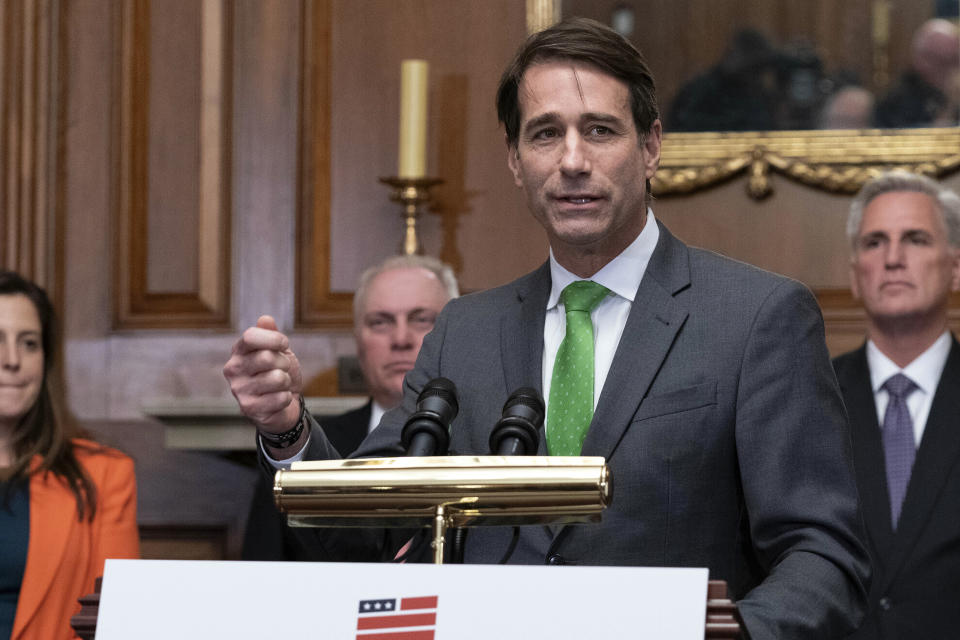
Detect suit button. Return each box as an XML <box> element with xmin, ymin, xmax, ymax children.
<box><xmin>878</xmin><ymin>596</ymin><xmax>892</xmax><ymax>611</ymax></box>
<box><xmin>546</xmin><ymin>554</ymin><xmax>565</xmax><ymax>565</ymax></box>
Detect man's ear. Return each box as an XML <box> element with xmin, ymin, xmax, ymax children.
<box><xmin>642</xmin><ymin>119</ymin><xmax>662</xmax><ymax>178</ymax></box>
<box><xmin>506</xmin><ymin>138</ymin><xmax>523</xmax><ymax>187</ymax></box>
<box><xmin>849</xmin><ymin>257</ymin><xmax>862</xmax><ymax>300</ymax></box>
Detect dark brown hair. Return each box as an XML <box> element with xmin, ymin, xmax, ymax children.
<box><xmin>0</xmin><ymin>271</ymin><xmax>99</xmax><ymax>520</ymax></box>
<box><xmin>496</xmin><ymin>17</ymin><xmax>660</xmax><ymax>147</ymax></box>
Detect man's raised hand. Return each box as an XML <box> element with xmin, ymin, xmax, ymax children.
<box><xmin>223</xmin><ymin>315</ymin><xmax>303</xmax><ymax>434</ymax></box>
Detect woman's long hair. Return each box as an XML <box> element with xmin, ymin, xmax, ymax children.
<box><xmin>0</xmin><ymin>271</ymin><xmax>98</xmax><ymax>520</ymax></box>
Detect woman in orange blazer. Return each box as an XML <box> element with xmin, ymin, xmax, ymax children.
<box><xmin>0</xmin><ymin>271</ymin><xmax>139</xmax><ymax>640</ymax></box>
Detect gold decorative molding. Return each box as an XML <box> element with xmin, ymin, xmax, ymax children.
<box><xmin>114</xmin><ymin>0</ymin><xmax>232</xmax><ymax>329</ymax></box>
<box><xmin>654</xmin><ymin>128</ymin><xmax>960</xmax><ymax>200</ymax></box>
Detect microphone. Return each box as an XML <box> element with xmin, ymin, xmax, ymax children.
<box><xmin>489</xmin><ymin>387</ymin><xmax>544</xmax><ymax>456</ymax></box>
<box><xmin>401</xmin><ymin>377</ymin><xmax>459</xmax><ymax>457</ymax></box>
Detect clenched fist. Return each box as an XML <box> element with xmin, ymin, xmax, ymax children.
<box><xmin>223</xmin><ymin>315</ymin><xmax>304</xmax><ymax>441</ymax></box>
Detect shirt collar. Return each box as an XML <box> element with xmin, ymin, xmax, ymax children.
<box><xmin>866</xmin><ymin>330</ymin><xmax>952</xmax><ymax>395</ymax></box>
<box><xmin>369</xmin><ymin>400</ymin><xmax>389</xmax><ymax>433</ymax></box>
<box><xmin>547</xmin><ymin>208</ymin><xmax>659</xmax><ymax>309</ymax></box>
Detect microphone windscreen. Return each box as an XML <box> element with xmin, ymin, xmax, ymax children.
<box><xmin>417</xmin><ymin>377</ymin><xmax>459</xmax><ymax>420</ymax></box>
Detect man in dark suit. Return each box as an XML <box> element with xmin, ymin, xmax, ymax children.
<box><xmin>833</xmin><ymin>170</ymin><xmax>960</xmax><ymax>639</ymax></box>
<box><xmin>224</xmin><ymin>18</ymin><xmax>870</xmax><ymax>638</ymax></box>
<box><xmin>240</xmin><ymin>255</ymin><xmax>458</xmax><ymax>560</ymax></box>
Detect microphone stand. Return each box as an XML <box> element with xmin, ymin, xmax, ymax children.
<box><xmin>431</xmin><ymin>504</ymin><xmax>448</xmax><ymax>565</ymax></box>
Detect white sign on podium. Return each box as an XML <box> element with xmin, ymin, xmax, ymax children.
<box><xmin>96</xmin><ymin>559</ymin><xmax>708</xmax><ymax>639</ymax></box>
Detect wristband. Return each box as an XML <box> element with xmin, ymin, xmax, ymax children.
<box><xmin>258</xmin><ymin>395</ymin><xmax>307</xmax><ymax>450</ymax></box>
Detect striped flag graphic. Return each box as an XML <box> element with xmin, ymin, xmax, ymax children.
<box><xmin>356</xmin><ymin>595</ymin><xmax>438</xmax><ymax>640</ymax></box>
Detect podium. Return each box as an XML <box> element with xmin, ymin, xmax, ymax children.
<box><xmin>72</xmin><ymin>455</ymin><xmax>743</xmax><ymax>638</ymax></box>
<box><xmin>71</xmin><ymin>573</ymin><xmax>741</xmax><ymax>639</ymax></box>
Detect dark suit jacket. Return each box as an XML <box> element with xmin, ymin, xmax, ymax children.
<box><xmin>834</xmin><ymin>339</ymin><xmax>960</xmax><ymax>639</ymax></box>
<box><xmin>242</xmin><ymin>401</ymin><xmax>371</xmax><ymax>561</ymax></box>
<box><xmin>294</xmin><ymin>222</ymin><xmax>870</xmax><ymax>639</ymax></box>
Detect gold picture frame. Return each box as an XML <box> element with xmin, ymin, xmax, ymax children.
<box><xmin>527</xmin><ymin>0</ymin><xmax>960</xmax><ymax>200</ymax></box>
<box><xmin>654</xmin><ymin>128</ymin><xmax>960</xmax><ymax>200</ymax></box>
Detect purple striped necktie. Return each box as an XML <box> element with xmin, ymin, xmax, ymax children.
<box><xmin>881</xmin><ymin>373</ymin><xmax>918</xmax><ymax>530</ymax></box>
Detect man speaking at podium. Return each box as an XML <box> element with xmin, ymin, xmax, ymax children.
<box><xmin>224</xmin><ymin>18</ymin><xmax>869</xmax><ymax>639</ymax></box>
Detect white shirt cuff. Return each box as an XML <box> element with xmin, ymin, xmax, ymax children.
<box><xmin>259</xmin><ymin>430</ymin><xmax>311</xmax><ymax>470</ymax></box>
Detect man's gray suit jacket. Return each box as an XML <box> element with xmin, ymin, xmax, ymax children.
<box><xmin>298</xmin><ymin>221</ymin><xmax>871</xmax><ymax>639</ymax></box>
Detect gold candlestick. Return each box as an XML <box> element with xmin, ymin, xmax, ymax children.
<box><xmin>379</xmin><ymin>176</ymin><xmax>443</xmax><ymax>255</ymax></box>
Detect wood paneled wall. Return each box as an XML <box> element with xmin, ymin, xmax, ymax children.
<box><xmin>308</xmin><ymin>0</ymin><xmax>533</xmax><ymax>320</ymax></box>
<box><xmin>0</xmin><ymin>0</ymin><xmax>64</xmax><ymax>302</ymax></box>
<box><xmin>1</xmin><ymin>0</ymin><xmax>955</xmax><ymax>411</ymax></box>
<box><xmin>114</xmin><ymin>0</ymin><xmax>231</xmax><ymax>328</ymax></box>
<box><xmin>5</xmin><ymin>0</ymin><xmax>960</xmax><ymax>559</ymax></box>
<box><xmin>296</xmin><ymin>0</ymin><xmax>347</xmax><ymax>326</ymax></box>
<box><xmin>1</xmin><ymin>0</ymin><xmax>954</xmax><ymax>415</ymax></box>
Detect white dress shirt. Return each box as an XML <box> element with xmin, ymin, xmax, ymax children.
<box><xmin>866</xmin><ymin>331</ymin><xmax>951</xmax><ymax>447</ymax></box>
<box><xmin>368</xmin><ymin>400</ymin><xmax>387</xmax><ymax>434</ymax></box>
<box><xmin>542</xmin><ymin>210</ymin><xmax>659</xmax><ymax>426</ymax></box>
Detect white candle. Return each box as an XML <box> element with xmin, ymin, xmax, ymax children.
<box><xmin>398</xmin><ymin>59</ymin><xmax>429</xmax><ymax>178</ymax></box>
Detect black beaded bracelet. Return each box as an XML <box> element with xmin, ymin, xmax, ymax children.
<box><xmin>258</xmin><ymin>395</ymin><xmax>307</xmax><ymax>450</ymax></box>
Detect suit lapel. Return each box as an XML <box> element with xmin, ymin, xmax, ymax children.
<box><xmin>342</xmin><ymin>402</ymin><xmax>372</xmax><ymax>455</ymax></box>
<box><xmin>13</xmin><ymin>465</ymin><xmax>76</xmax><ymax>637</ymax></box>
<box><xmin>840</xmin><ymin>347</ymin><xmax>897</xmax><ymax>559</ymax></box>
<box><xmin>499</xmin><ymin>263</ymin><xmax>553</xmax><ymax>544</ymax></box>
<box><xmin>500</xmin><ymin>262</ymin><xmax>549</xmax><ymax>432</ymax></box>
<box><xmin>582</xmin><ymin>222</ymin><xmax>689</xmax><ymax>460</ymax></box>
<box><xmin>881</xmin><ymin>338</ymin><xmax>960</xmax><ymax>589</ymax></box>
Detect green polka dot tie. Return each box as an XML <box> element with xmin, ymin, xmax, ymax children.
<box><xmin>547</xmin><ymin>280</ymin><xmax>611</xmax><ymax>456</ymax></box>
